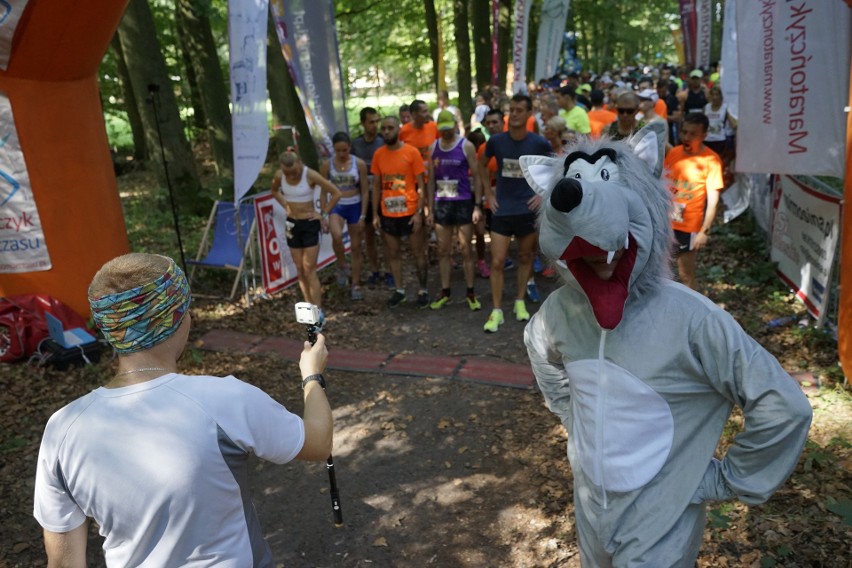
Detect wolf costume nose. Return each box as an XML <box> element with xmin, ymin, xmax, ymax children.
<box><xmin>551</xmin><ymin>178</ymin><xmax>583</xmax><ymax>213</ymax></box>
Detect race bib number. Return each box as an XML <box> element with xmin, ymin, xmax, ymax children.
<box><xmin>436</xmin><ymin>179</ymin><xmax>459</xmax><ymax>199</ymax></box>
<box><xmin>383</xmin><ymin>195</ymin><xmax>408</xmax><ymax>214</ymax></box>
<box><xmin>332</xmin><ymin>173</ymin><xmax>357</xmax><ymax>188</ymax></box>
<box><xmin>502</xmin><ymin>158</ymin><xmax>523</xmax><ymax>179</ymax></box>
<box><xmin>671</xmin><ymin>201</ymin><xmax>686</xmax><ymax>223</ymax></box>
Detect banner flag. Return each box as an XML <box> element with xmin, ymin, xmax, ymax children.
<box><xmin>492</xmin><ymin>0</ymin><xmax>499</xmax><ymax>85</ymax></box>
<box><xmin>511</xmin><ymin>0</ymin><xmax>533</xmax><ymax>93</ymax></box>
<box><xmin>270</xmin><ymin>0</ymin><xmax>348</xmax><ymax>160</ymax></box>
<box><xmin>533</xmin><ymin>0</ymin><xmax>570</xmax><ymax>82</ymax></box>
<box><xmin>0</xmin><ymin>0</ymin><xmax>28</xmax><ymax>70</ymax></box>
<box><xmin>694</xmin><ymin>0</ymin><xmax>711</xmax><ymax>69</ymax></box>
<box><xmin>0</xmin><ymin>92</ymin><xmax>51</xmax><ymax>273</ymax></box>
<box><xmin>254</xmin><ymin>191</ymin><xmax>346</xmax><ymax>294</ymax></box>
<box><xmin>229</xmin><ymin>0</ymin><xmax>269</xmax><ymax>203</ymax></box>
<box><xmin>719</xmin><ymin>0</ymin><xmax>738</xmax><ymax>120</ymax></box>
<box><xmin>678</xmin><ymin>0</ymin><xmax>697</xmax><ymax>67</ymax></box>
<box><xmin>672</xmin><ymin>28</ymin><xmax>686</xmax><ymax>67</ymax></box>
<box><xmin>736</xmin><ymin>0</ymin><xmax>851</xmax><ymax>177</ymax></box>
<box><xmin>770</xmin><ymin>175</ymin><xmax>841</xmax><ymax>324</ymax></box>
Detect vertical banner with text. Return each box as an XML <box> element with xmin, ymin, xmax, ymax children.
<box><xmin>719</xmin><ymin>0</ymin><xmax>738</xmax><ymax>120</ymax></box>
<box><xmin>270</xmin><ymin>0</ymin><xmax>348</xmax><ymax>159</ymax></box>
<box><xmin>0</xmin><ymin>93</ymin><xmax>51</xmax><ymax>273</ymax></box>
<box><xmin>678</xmin><ymin>0</ymin><xmax>697</xmax><ymax>68</ymax></box>
<box><xmin>511</xmin><ymin>0</ymin><xmax>533</xmax><ymax>94</ymax></box>
<box><xmin>533</xmin><ymin>0</ymin><xmax>570</xmax><ymax>83</ymax></box>
<box><xmin>229</xmin><ymin>0</ymin><xmax>270</xmax><ymax>203</ymax></box>
<box><xmin>736</xmin><ymin>0</ymin><xmax>850</xmax><ymax>177</ymax></box>
<box><xmin>694</xmin><ymin>0</ymin><xmax>711</xmax><ymax>69</ymax></box>
<box><xmin>770</xmin><ymin>176</ymin><xmax>841</xmax><ymax>324</ymax></box>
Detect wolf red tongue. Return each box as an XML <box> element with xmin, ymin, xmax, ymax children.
<box><xmin>560</xmin><ymin>235</ymin><xmax>637</xmax><ymax>329</ymax></box>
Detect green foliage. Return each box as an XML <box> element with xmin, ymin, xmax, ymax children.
<box><xmin>825</xmin><ymin>496</ymin><xmax>852</xmax><ymax>526</ymax></box>
<box><xmin>707</xmin><ymin>503</ymin><xmax>734</xmax><ymax>528</ymax></box>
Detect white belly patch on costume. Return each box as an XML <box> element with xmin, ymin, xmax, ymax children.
<box><xmin>565</xmin><ymin>358</ymin><xmax>674</xmax><ymax>492</ymax></box>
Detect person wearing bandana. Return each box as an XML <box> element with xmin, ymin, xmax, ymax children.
<box><xmin>33</xmin><ymin>253</ymin><xmax>333</xmax><ymax>567</ymax></box>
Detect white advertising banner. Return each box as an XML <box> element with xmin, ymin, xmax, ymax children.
<box><xmin>229</xmin><ymin>0</ymin><xmax>270</xmax><ymax>203</ymax></box>
<box><xmin>0</xmin><ymin>93</ymin><xmax>51</xmax><ymax>273</ymax></box>
<box><xmin>694</xmin><ymin>0</ymin><xmax>711</xmax><ymax>69</ymax></box>
<box><xmin>736</xmin><ymin>0</ymin><xmax>851</xmax><ymax>177</ymax></box>
<box><xmin>770</xmin><ymin>175</ymin><xmax>841</xmax><ymax>323</ymax></box>
<box><xmin>253</xmin><ymin>191</ymin><xmax>347</xmax><ymax>295</ymax></box>
<box><xmin>533</xmin><ymin>0</ymin><xmax>570</xmax><ymax>82</ymax></box>
<box><xmin>719</xmin><ymin>0</ymin><xmax>738</xmax><ymax>120</ymax></box>
<box><xmin>0</xmin><ymin>0</ymin><xmax>28</xmax><ymax>70</ymax></box>
<box><xmin>511</xmin><ymin>0</ymin><xmax>533</xmax><ymax>94</ymax></box>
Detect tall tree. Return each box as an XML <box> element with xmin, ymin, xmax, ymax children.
<box><xmin>497</xmin><ymin>0</ymin><xmax>512</xmax><ymax>90</ymax></box>
<box><xmin>176</xmin><ymin>0</ymin><xmax>233</xmax><ymax>180</ymax></box>
<box><xmin>110</xmin><ymin>35</ymin><xmax>148</xmax><ymax>161</ymax></box>
<box><xmin>454</xmin><ymin>0</ymin><xmax>473</xmax><ymax>120</ymax></box>
<box><xmin>177</xmin><ymin>21</ymin><xmax>207</xmax><ymax>131</ymax></box>
<box><xmin>116</xmin><ymin>0</ymin><xmax>205</xmax><ymax>214</ymax></box>
<box><xmin>469</xmin><ymin>0</ymin><xmax>492</xmax><ymax>89</ymax></box>
<box><xmin>423</xmin><ymin>0</ymin><xmax>442</xmax><ymax>94</ymax></box>
<box><xmin>266</xmin><ymin>17</ymin><xmax>319</xmax><ymax>170</ymax></box>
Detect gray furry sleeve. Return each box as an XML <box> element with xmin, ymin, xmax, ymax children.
<box><xmin>525</xmin><ymin>311</ymin><xmax>571</xmax><ymax>429</ymax></box>
<box><xmin>693</xmin><ymin>309</ymin><xmax>812</xmax><ymax>505</ymax></box>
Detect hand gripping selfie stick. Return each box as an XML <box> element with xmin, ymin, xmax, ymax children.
<box><xmin>295</xmin><ymin>303</ymin><xmax>343</xmax><ymax>527</ymax></box>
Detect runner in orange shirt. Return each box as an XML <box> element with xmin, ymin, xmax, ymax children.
<box><xmin>372</xmin><ymin>116</ymin><xmax>430</xmax><ymax>308</ymax></box>
<box><xmin>587</xmin><ymin>89</ymin><xmax>616</xmax><ymax>139</ymax></box>
<box><xmin>664</xmin><ymin>113</ymin><xmax>723</xmax><ymax>291</ymax></box>
<box><xmin>400</xmin><ymin>99</ymin><xmax>439</xmax><ymax>169</ymax></box>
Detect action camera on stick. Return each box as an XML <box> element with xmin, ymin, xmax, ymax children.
<box><xmin>295</xmin><ymin>302</ymin><xmax>323</xmax><ymax>345</ymax></box>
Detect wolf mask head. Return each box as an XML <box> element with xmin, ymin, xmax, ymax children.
<box><xmin>520</xmin><ymin>123</ymin><xmax>672</xmax><ymax>330</ymax></box>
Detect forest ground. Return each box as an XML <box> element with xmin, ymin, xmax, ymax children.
<box><xmin>1</xmin><ymin>164</ymin><xmax>850</xmax><ymax>567</ymax></box>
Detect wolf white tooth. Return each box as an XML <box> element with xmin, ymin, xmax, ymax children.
<box><xmin>625</xmin><ymin>236</ymin><xmax>630</xmax><ymax>250</ymax></box>
<box><xmin>607</xmin><ymin>250</ymin><xmax>616</xmax><ymax>264</ymax></box>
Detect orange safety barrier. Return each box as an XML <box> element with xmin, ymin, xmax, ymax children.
<box><xmin>839</xmin><ymin>55</ymin><xmax>852</xmax><ymax>381</ymax></box>
<box><xmin>0</xmin><ymin>0</ymin><xmax>131</xmax><ymax>317</ymax></box>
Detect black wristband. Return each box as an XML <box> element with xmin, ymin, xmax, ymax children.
<box><xmin>301</xmin><ymin>373</ymin><xmax>326</xmax><ymax>390</ymax></box>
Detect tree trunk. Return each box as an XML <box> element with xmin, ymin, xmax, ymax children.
<box><xmin>116</xmin><ymin>0</ymin><xmax>205</xmax><ymax>215</ymax></box>
<box><xmin>266</xmin><ymin>17</ymin><xmax>319</xmax><ymax>170</ymax></box>
<box><xmin>454</xmin><ymin>0</ymin><xmax>473</xmax><ymax>120</ymax></box>
<box><xmin>497</xmin><ymin>0</ymin><xmax>512</xmax><ymax>91</ymax></box>
<box><xmin>177</xmin><ymin>26</ymin><xmax>206</xmax><ymax>131</ymax></box>
<box><xmin>110</xmin><ymin>34</ymin><xmax>148</xmax><ymax>161</ymax></box>
<box><xmin>470</xmin><ymin>0</ymin><xmax>491</xmax><ymax>90</ymax></box>
<box><xmin>176</xmin><ymin>0</ymin><xmax>233</xmax><ymax>180</ymax></box>
<box><xmin>424</xmin><ymin>0</ymin><xmax>441</xmax><ymax>94</ymax></box>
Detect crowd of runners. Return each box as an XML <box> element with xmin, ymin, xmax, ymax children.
<box><xmin>270</xmin><ymin>63</ymin><xmax>736</xmax><ymax>332</ymax></box>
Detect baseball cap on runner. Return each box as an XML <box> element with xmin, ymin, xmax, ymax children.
<box><xmin>436</xmin><ymin>110</ymin><xmax>456</xmax><ymax>130</ymax></box>
<box><xmin>689</xmin><ymin>69</ymin><xmax>703</xmax><ymax>78</ymax></box>
<box><xmin>637</xmin><ymin>88</ymin><xmax>658</xmax><ymax>102</ymax></box>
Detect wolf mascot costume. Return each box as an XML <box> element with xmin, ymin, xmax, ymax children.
<box><xmin>520</xmin><ymin>125</ymin><xmax>812</xmax><ymax>567</ymax></box>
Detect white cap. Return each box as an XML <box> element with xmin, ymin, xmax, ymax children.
<box><xmin>637</xmin><ymin>88</ymin><xmax>659</xmax><ymax>103</ymax></box>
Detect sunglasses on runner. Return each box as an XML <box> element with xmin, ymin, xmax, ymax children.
<box><xmin>617</xmin><ymin>108</ymin><xmax>637</xmax><ymax>114</ymax></box>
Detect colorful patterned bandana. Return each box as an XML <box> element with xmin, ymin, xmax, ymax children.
<box><xmin>89</xmin><ymin>257</ymin><xmax>191</xmax><ymax>354</ymax></box>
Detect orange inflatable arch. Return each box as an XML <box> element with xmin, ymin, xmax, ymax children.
<box><xmin>0</xmin><ymin>0</ymin><xmax>130</xmax><ymax>317</ymax></box>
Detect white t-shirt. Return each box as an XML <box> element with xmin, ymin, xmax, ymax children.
<box><xmin>703</xmin><ymin>102</ymin><xmax>728</xmax><ymax>142</ymax></box>
<box><xmin>34</xmin><ymin>373</ymin><xmax>305</xmax><ymax>567</ymax></box>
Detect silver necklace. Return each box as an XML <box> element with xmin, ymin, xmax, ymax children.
<box><xmin>115</xmin><ymin>367</ymin><xmax>171</xmax><ymax>377</ymax></box>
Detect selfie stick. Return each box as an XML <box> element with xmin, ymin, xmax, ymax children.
<box><xmin>306</xmin><ymin>322</ymin><xmax>343</xmax><ymax>527</ymax></box>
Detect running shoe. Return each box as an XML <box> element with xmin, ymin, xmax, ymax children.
<box><xmin>483</xmin><ymin>309</ymin><xmax>504</xmax><ymax>333</ymax></box>
<box><xmin>430</xmin><ymin>293</ymin><xmax>451</xmax><ymax>310</ymax></box>
<box><xmin>466</xmin><ymin>294</ymin><xmax>482</xmax><ymax>311</ymax></box>
<box><xmin>351</xmin><ymin>285</ymin><xmax>364</xmax><ymax>301</ymax></box>
<box><xmin>388</xmin><ymin>289</ymin><xmax>406</xmax><ymax>308</ymax></box>
<box><xmin>533</xmin><ymin>256</ymin><xmax>543</xmax><ymax>273</ymax></box>
<box><xmin>504</xmin><ymin>258</ymin><xmax>515</xmax><ymax>270</ymax></box>
<box><xmin>476</xmin><ymin>259</ymin><xmax>491</xmax><ymax>278</ymax></box>
<box><xmin>385</xmin><ymin>272</ymin><xmax>396</xmax><ymax>290</ymax></box>
<box><xmin>366</xmin><ymin>272</ymin><xmax>380</xmax><ymax>289</ymax></box>
<box><xmin>526</xmin><ymin>280</ymin><xmax>540</xmax><ymax>303</ymax></box>
<box><xmin>336</xmin><ymin>267</ymin><xmax>349</xmax><ymax>287</ymax></box>
<box><xmin>513</xmin><ymin>299</ymin><xmax>530</xmax><ymax>321</ymax></box>
<box><xmin>416</xmin><ymin>290</ymin><xmax>430</xmax><ymax>309</ymax></box>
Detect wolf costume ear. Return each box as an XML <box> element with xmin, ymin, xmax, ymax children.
<box><xmin>519</xmin><ymin>155</ymin><xmax>562</xmax><ymax>195</ymax></box>
<box><xmin>628</xmin><ymin>121</ymin><xmax>666</xmax><ymax>178</ymax></box>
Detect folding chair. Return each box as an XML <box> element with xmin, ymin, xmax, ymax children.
<box><xmin>187</xmin><ymin>200</ymin><xmax>256</xmax><ymax>300</ymax></box>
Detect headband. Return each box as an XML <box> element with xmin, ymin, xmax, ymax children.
<box><xmin>89</xmin><ymin>257</ymin><xmax>191</xmax><ymax>354</ymax></box>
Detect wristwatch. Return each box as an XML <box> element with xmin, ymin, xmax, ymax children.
<box><xmin>301</xmin><ymin>373</ymin><xmax>327</xmax><ymax>390</ymax></box>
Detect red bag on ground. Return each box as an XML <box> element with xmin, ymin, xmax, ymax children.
<box><xmin>0</xmin><ymin>295</ymin><xmax>90</xmax><ymax>363</ymax></box>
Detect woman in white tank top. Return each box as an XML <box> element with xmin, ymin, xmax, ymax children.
<box><xmin>271</xmin><ymin>148</ymin><xmax>342</xmax><ymax>314</ymax></box>
<box><xmin>320</xmin><ymin>132</ymin><xmax>370</xmax><ymax>300</ymax></box>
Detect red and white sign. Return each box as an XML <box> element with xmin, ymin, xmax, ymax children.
<box><xmin>253</xmin><ymin>192</ymin><xmax>347</xmax><ymax>295</ymax></box>
<box><xmin>770</xmin><ymin>175</ymin><xmax>841</xmax><ymax>323</ymax></box>
<box><xmin>736</xmin><ymin>0</ymin><xmax>851</xmax><ymax>177</ymax></box>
